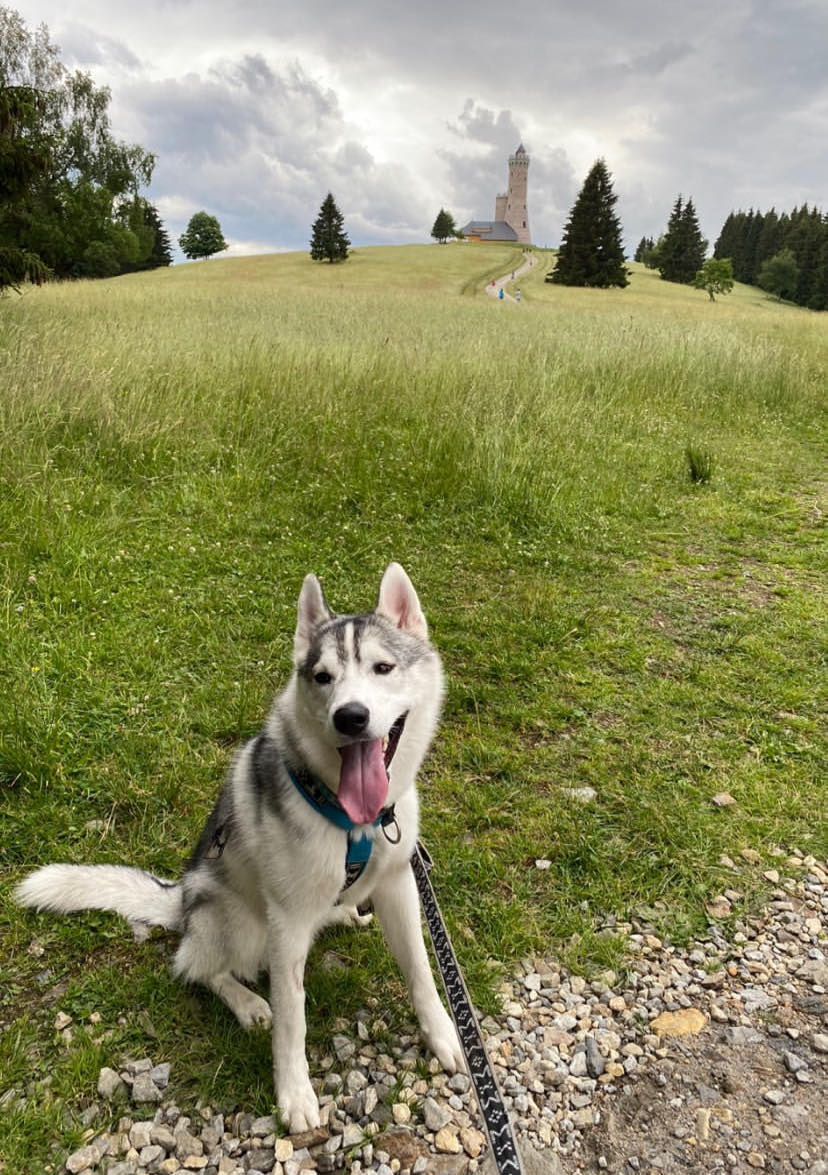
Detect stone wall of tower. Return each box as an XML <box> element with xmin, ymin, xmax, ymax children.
<box><xmin>504</xmin><ymin>150</ymin><xmax>531</xmax><ymax>244</ymax></box>
<box><xmin>494</xmin><ymin>193</ymin><xmax>507</xmax><ymax>221</ymax></box>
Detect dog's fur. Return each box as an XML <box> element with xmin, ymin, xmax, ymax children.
<box><xmin>16</xmin><ymin>563</ymin><xmax>464</xmax><ymax>1132</ymax></box>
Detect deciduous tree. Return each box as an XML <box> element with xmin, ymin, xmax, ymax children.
<box><xmin>692</xmin><ymin>257</ymin><xmax>734</xmax><ymax>301</ymax></box>
<box><xmin>757</xmin><ymin>249</ymin><xmax>799</xmax><ymax>301</ymax></box>
<box><xmin>179</xmin><ymin>211</ymin><xmax>227</xmax><ymax>260</ymax></box>
<box><xmin>0</xmin><ymin>6</ymin><xmax>154</xmax><ymax>286</ymax></box>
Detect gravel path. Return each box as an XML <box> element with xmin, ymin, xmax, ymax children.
<box><xmin>55</xmin><ymin>850</ymin><xmax>826</xmax><ymax>1175</ymax></box>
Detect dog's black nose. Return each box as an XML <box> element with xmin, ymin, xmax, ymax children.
<box><xmin>334</xmin><ymin>703</ymin><xmax>370</xmax><ymax>736</ymax></box>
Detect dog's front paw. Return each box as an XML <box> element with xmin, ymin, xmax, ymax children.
<box><xmin>230</xmin><ymin>990</ymin><xmax>272</xmax><ymax>1030</ymax></box>
<box><xmin>278</xmin><ymin>1078</ymin><xmax>320</xmax><ymax>1134</ymax></box>
<box><xmin>421</xmin><ymin>1008</ymin><xmax>467</xmax><ymax>1075</ymax></box>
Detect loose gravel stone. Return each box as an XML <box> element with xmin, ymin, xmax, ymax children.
<box><xmin>131</xmin><ymin>1072</ymin><xmax>163</xmax><ymax>1103</ymax></box>
<box><xmin>50</xmin><ymin>852</ymin><xmax>827</xmax><ymax>1175</ymax></box>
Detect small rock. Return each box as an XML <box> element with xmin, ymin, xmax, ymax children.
<box><xmin>274</xmin><ymin>1139</ymin><xmax>294</xmax><ymax>1162</ymax></box>
<box><xmin>585</xmin><ymin>1036</ymin><xmax>605</xmax><ymax>1078</ymax></box>
<box><xmin>65</xmin><ymin>1139</ymin><xmax>107</xmax><ymax>1173</ymax></box>
<box><xmin>711</xmin><ymin>792</ymin><xmax>736</xmax><ymax>807</ymax></box>
<box><xmin>812</xmin><ymin>1033</ymin><xmax>828</xmax><ymax>1053</ymax></box>
<box><xmin>784</xmin><ymin>1051</ymin><xmax>808</xmax><ymax>1073</ymax></box>
<box><xmin>650</xmin><ymin>1009</ymin><xmax>707</xmax><ymax>1036</ymax></box>
<box><xmin>138</xmin><ymin>1143</ymin><xmax>164</xmax><ymax>1168</ymax></box>
<box><xmin>149</xmin><ymin>1125</ymin><xmax>177</xmax><ymax>1151</ymax></box>
<box><xmin>98</xmin><ymin>1067</ymin><xmax>126</xmax><ymax>1100</ymax></box>
<box><xmin>423</xmin><ymin>1098</ymin><xmax>452</xmax><ymax>1132</ymax></box>
<box><xmin>151</xmin><ymin>1063</ymin><xmax>171</xmax><ymax>1089</ymax></box>
<box><xmin>391</xmin><ymin>1103</ymin><xmax>411</xmax><ymax>1125</ymax></box>
<box><xmin>130</xmin><ymin>1122</ymin><xmax>155</xmax><ymax>1150</ymax></box>
<box><xmin>725</xmin><ymin>1026</ymin><xmax>764</xmax><ymax>1046</ymax></box>
<box><xmin>534</xmin><ymin>859</ymin><xmax>552</xmax><ymax>870</ymax></box>
<box><xmin>763</xmin><ymin>1089</ymin><xmax>786</xmax><ymax>1105</ymax></box>
<box><xmin>131</xmin><ymin>1073</ymin><xmax>163</xmax><ymax>1103</ymax></box>
<box><xmin>459</xmin><ymin>1127</ymin><xmax>485</xmax><ymax>1158</ymax></box>
<box><xmin>434</xmin><ymin>1127</ymin><xmax>462</xmax><ymax>1154</ymax></box>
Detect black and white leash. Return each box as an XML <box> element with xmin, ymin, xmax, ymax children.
<box><xmin>411</xmin><ymin>842</ymin><xmax>524</xmax><ymax>1175</ymax></box>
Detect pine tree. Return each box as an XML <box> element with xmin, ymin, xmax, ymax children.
<box><xmin>310</xmin><ymin>193</ymin><xmax>350</xmax><ymax>263</ymax></box>
<box><xmin>431</xmin><ymin>208</ymin><xmax>457</xmax><ymax>244</ymax></box>
<box><xmin>659</xmin><ymin>196</ymin><xmax>707</xmax><ymax>284</ymax></box>
<box><xmin>680</xmin><ymin>199</ymin><xmax>708</xmax><ymax>279</ymax></box>
<box><xmin>548</xmin><ymin>158</ymin><xmax>628</xmax><ymax>289</ymax></box>
<box><xmin>144</xmin><ymin>203</ymin><xmax>173</xmax><ymax>268</ymax></box>
<box><xmin>657</xmin><ymin>196</ymin><xmax>684</xmax><ymax>282</ymax></box>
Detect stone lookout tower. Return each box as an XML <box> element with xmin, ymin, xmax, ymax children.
<box><xmin>502</xmin><ymin>144</ymin><xmax>531</xmax><ymax>244</ymax></box>
<box><xmin>460</xmin><ymin>143</ymin><xmax>531</xmax><ymax>244</ymax></box>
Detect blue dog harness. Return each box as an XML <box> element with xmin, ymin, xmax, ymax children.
<box><xmin>283</xmin><ymin>761</ymin><xmax>400</xmax><ymax>890</ymax></box>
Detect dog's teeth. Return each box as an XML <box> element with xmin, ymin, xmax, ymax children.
<box><xmin>382</xmin><ymin>737</ymin><xmax>389</xmax><ymax>751</ymax></box>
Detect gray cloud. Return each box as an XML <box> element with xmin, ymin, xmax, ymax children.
<box><xmin>15</xmin><ymin>0</ymin><xmax>827</xmax><ymax>257</ymax></box>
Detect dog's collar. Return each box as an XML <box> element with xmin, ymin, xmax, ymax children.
<box><xmin>282</xmin><ymin>759</ymin><xmax>400</xmax><ymax>889</ymax></box>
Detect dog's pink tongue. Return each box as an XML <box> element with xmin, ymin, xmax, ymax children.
<box><xmin>337</xmin><ymin>739</ymin><xmax>388</xmax><ymax>824</ymax></box>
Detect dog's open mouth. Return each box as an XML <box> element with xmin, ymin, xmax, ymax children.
<box><xmin>337</xmin><ymin>713</ymin><xmax>407</xmax><ymax>825</ymax></box>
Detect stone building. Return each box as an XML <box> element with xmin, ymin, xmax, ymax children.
<box><xmin>460</xmin><ymin>144</ymin><xmax>531</xmax><ymax>244</ymax></box>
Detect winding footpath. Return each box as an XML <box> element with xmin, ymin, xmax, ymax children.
<box><xmin>485</xmin><ymin>251</ymin><xmax>537</xmax><ymax>302</ymax></box>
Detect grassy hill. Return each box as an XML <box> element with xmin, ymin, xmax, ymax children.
<box><xmin>0</xmin><ymin>244</ymin><xmax>825</xmax><ymax>1170</ymax></box>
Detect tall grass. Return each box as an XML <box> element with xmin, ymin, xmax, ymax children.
<box><xmin>0</xmin><ymin>244</ymin><xmax>825</xmax><ymax>1173</ymax></box>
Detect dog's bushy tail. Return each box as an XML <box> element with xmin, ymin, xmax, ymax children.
<box><xmin>15</xmin><ymin>864</ymin><xmax>182</xmax><ymax>940</ymax></box>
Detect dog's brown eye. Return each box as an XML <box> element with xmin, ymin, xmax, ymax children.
<box><xmin>314</xmin><ymin>670</ymin><xmax>332</xmax><ymax>685</ymax></box>
<box><xmin>374</xmin><ymin>662</ymin><xmax>394</xmax><ymax>675</ymax></box>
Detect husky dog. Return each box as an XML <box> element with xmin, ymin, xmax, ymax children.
<box><xmin>16</xmin><ymin>563</ymin><xmax>464</xmax><ymax>1132</ymax></box>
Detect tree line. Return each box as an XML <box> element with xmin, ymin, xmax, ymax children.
<box><xmin>713</xmin><ymin>206</ymin><xmax>828</xmax><ymax>309</ymax></box>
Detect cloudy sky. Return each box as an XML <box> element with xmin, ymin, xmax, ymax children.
<box><xmin>13</xmin><ymin>0</ymin><xmax>828</xmax><ymax>259</ymax></box>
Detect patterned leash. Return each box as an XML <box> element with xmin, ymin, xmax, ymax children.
<box><xmin>411</xmin><ymin>843</ymin><xmax>524</xmax><ymax>1175</ymax></box>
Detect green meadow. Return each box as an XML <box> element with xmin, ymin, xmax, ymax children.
<box><xmin>0</xmin><ymin>243</ymin><xmax>825</xmax><ymax>1170</ymax></box>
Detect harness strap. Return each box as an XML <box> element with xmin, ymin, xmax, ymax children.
<box><xmin>277</xmin><ymin>746</ymin><xmax>396</xmax><ymax>890</ymax></box>
<box><xmin>412</xmin><ymin>842</ymin><xmax>524</xmax><ymax>1175</ymax></box>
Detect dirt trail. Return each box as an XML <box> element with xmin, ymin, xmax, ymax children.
<box><xmin>486</xmin><ymin>251</ymin><xmax>536</xmax><ymax>301</ymax></box>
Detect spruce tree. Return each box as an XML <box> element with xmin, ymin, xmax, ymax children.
<box><xmin>548</xmin><ymin>158</ymin><xmax>628</xmax><ymax>288</ymax></box>
<box><xmin>145</xmin><ymin>203</ymin><xmax>173</xmax><ymax>268</ymax></box>
<box><xmin>310</xmin><ymin>192</ymin><xmax>350</xmax><ymax>263</ymax></box>
<box><xmin>657</xmin><ymin>196</ymin><xmax>685</xmax><ymax>282</ymax></box>
<box><xmin>658</xmin><ymin>196</ymin><xmax>707</xmax><ymax>284</ymax></box>
<box><xmin>431</xmin><ymin>208</ymin><xmax>457</xmax><ymax>244</ymax></box>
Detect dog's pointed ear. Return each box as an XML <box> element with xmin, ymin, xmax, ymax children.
<box><xmin>376</xmin><ymin>562</ymin><xmax>428</xmax><ymax>640</ymax></box>
<box><xmin>295</xmin><ymin>574</ymin><xmax>332</xmax><ymax>659</ymax></box>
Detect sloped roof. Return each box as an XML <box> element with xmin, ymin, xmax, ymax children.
<box><xmin>459</xmin><ymin>220</ymin><xmax>518</xmax><ymax>241</ymax></box>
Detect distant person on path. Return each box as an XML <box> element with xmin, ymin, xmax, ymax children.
<box><xmin>515</xmin><ymin>288</ymin><xmax>521</xmax><ymax>303</ymax></box>
<box><xmin>498</xmin><ymin>287</ymin><xmax>504</xmax><ymax>300</ymax></box>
